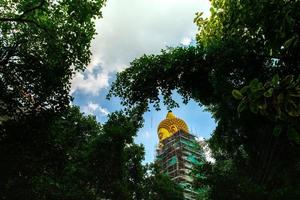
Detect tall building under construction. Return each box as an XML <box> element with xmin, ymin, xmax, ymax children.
<box><xmin>156</xmin><ymin>112</ymin><xmax>206</xmax><ymax>200</ymax></box>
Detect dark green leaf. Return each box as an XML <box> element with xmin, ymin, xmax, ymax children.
<box><xmin>250</xmin><ymin>79</ymin><xmax>263</xmax><ymax>92</ymax></box>
<box><xmin>249</xmin><ymin>104</ymin><xmax>258</xmax><ymax>114</ymax></box>
<box><xmin>240</xmin><ymin>86</ymin><xmax>249</xmax><ymax>94</ymax></box>
<box><xmin>232</xmin><ymin>89</ymin><xmax>243</xmax><ymax>100</ymax></box>
<box><xmin>281</xmin><ymin>75</ymin><xmax>294</xmax><ymax>86</ymax></box>
<box><xmin>273</xmin><ymin>125</ymin><xmax>282</xmax><ymax>137</ymax></box>
<box><xmin>272</xmin><ymin>74</ymin><xmax>280</xmax><ymax>86</ymax></box>
<box><xmin>263</xmin><ymin>88</ymin><xmax>273</xmax><ymax>97</ymax></box>
<box><xmin>288</xmin><ymin>128</ymin><xmax>300</xmax><ymax>144</ymax></box>
<box><xmin>283</xmin><ymin>36</ymin><xmax>296</xmax><ymax>49</ymax></box>
<box><xmin>237</xmin><ymin>101</ymin><xmax>247</xmax><ymax>113</ymax></box>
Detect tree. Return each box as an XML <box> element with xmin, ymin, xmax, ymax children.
<box><xmin>33</xmin><ymin>107</ymin><xmax>102</xmax><ymax>200</ymax></box>
<box><xmin>109</xmin><ymin>0</ymin><xmax>300</xmax><ymax>198</ymax></box>
<box><xmin>87</xmin><ymin>110</ymin><xmax>144</xmax><ymax>199</ymax></box>
<box><xmin>144</xmin><ymin>163</ymin><xmax>184</xmax><ymax>200</ymax></box>
<box><xmin>1</xmin><ymin>106</ymin><xmax>174</xmax><ymax>200</ymax></box>
<box><xmin>0</xmin><ymin>107</ymin><xmax>102</xmax><ymax>199</ymax></box>
<box><xmin>0</xmin><ymin>1</ymin><xmax>185</xmax><ymax>199</ymax></box>
<box><xmin>0</xmin><ymin>0</ymin><xmax>106</xmax><ymax>122</ymax></box>
<box><xmin>0</xmin><ymin>1</ymin><xmax>108</xmax><ymax>198</ymax></box>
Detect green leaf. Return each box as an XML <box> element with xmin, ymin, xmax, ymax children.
<box><xmin>283</xmin><ymin>36</ymin><xmax>296</xmax><ymax>49</ymax></box>
<box><xmin>296</xmin><ymin>75</ymin><xmax>300</xmax><ymax>83</ymax></box>
<box><xmin>288</xmin><ymin>127</ymin><xmax>300</xmax><ymax>144</ymax></box>
<box><xmin>272</xmin><ymin>74</ymin><xmax>280</xmax><ymax>86</ymax></box>
<box><xmin>263</xmin><ymin>88</ymin><xmax>273</xmax><ymax>97</ymax></box>
<box><xmin>240</xmin><ymin>86</ymin><xmax>249</xmax><ymax>94</ymax></box>
<box><xmin>249</xmin><ymin>104</ymin><xmax>258</xmax><ymax>114</ymax></box>
<box><xmin>284</xmin><ymin>97</ymin><xmax>300</xmax><ymax>116</ymax></box>
<box><xmin>232</xmin><ymin>89</ymin><xmax>243</xmax><ymax>100</ymax></box>
<box><xmin>273</xmin><ymin>125</ymin><xmax>282</xmax><ymax>137</ymax></box>
<box><xmin>286</xmin><ymin>101</ymin><xmax>300</xmax><ymax>117</ymax></box>
<box><xmin>281</xmin><ymin>75</ymin><xmax>294</xmax><ymax>86</ymax></box>
<box><xmin>249</xmin><ymin>79</ymin><xmax>263</xmax><ymax>92</ymax></box>
<box><xmin>258</xmin><ymin>102</ymin><xmax>267</xmax><ymax>111</ymax></box>
<box><xmin>237</xmin><ymin>101</ymin><xmax>247</xmax><ymax>112</ymax></box>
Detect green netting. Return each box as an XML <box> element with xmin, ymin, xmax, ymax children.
<box><xmin>181</xmin><ymin>139</ymin><xmax>197</xmax><ymax>148</ymax></box>
<box><xmin>167</xmin><ymin>155</ymin><xmax>178</xmax><ymax>166</ymax></box>
<box><xmin>187</xmin><ymin>155</ymin><xmax>200</xmax><ymax>164</ymax></box>
<box><xmin>197</xmin><ymin>161</ymin><xmax>204</xmax><ymax>166</ymax></box>
<box><xmin>181</xmin><ymin>139</ymin><xmax>202</xmax><ymax>150</ymax></box>
<box><xmin>179</xmin><ymin>182</ymin><xmax>191</xmax><ymax>189</ymax></box>
<box><xmin>195</xmin><ymin>173</ymin><xmax>206</xmax><ymax>179</ymax></box>
<box><xmin>179</xmin><ymin>183</ymin><xmax>188</xmax><ymax>187</ymax></box>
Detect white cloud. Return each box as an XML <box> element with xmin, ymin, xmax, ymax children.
<box><xmin>88</xmin><ymin>0</ymin><xmax>211</xmax><ymax>72</ymax></box>
<box><xmin>98</xmin><ymin>106</ymin><xmax>110</xmax><ymax>116</ymax></box>
<box><xmin>87</xmin><ymin>102</ymin><xmax>99</xmax><ymax>112</ymax></box>
<box><xmin>70</xmin><ymin>70</ymin><xmax>109</xmax><ymax>95</ymax></box>
<box><xmin>71</xmin><ymin>0</ymin><xmax>211</xmax><ymax>95</ymax></box>
<box><xmin>82</xmin><ymin>102</ymin><xmax>110</xmax><ymax>116</ymax></box>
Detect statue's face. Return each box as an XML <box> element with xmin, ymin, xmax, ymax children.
<box><xmin>170</xmin><ymin>125</ymin><xmax>178</xmax><ymax>133</ymax></box>
<box><xmin>158</xmin><ymin>128</ymin><xmax>172</xmax><ymax>141</ymax></box>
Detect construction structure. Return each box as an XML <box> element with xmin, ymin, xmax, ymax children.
<box><xmin>156</xmin><ymin>112</ymin><xmax>206</xmax><ymax>200</ymax></box>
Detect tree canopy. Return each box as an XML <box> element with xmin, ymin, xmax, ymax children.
<box><xmin>109</xmin><ymin>0</ymin><xmax>300</xmax><ymax>199</ymax></box>
<box><xmin>0</xmin><ymin>1</ymin><xmax>185</xmax><ymax>199</ymax></box>
<box><xmin>1</xmin><ymin>0</ymin><xmax>299</xmax><ymax>199</ymax></box>
<box><xmin>0</xmin><ymin>106</ymin><xmax>184</xmax><ymax>199</ymax></box>
<box><xmin>0</xmin><ymin>0</ymin><xmax>106</xmax><ymax>122</ymax></box>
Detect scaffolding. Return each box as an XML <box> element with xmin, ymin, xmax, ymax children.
<box><xmin>156</xmin><ymin>130</ymin><xmax>206</xmax><ymax>200</ymax></box>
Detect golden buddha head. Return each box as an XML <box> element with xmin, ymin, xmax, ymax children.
<box><xmin>157</xmin><ymin>111</ymin><xmax>189</xmax><ymax>142</ymax></box>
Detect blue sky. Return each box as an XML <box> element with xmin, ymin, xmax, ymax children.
<box><xmin>71</xmin><ymin>0</ymin><xmax>215</xmax><ymax>163</ymax></box>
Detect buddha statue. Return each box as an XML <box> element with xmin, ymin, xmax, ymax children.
<box><xmin>157</xmin><ymin>111</ymin><xmax>189</xmax><ymax>142</ymax></box>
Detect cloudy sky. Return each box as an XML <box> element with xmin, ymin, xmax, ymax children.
<box><xmin>71</xmin><ymin>0</ymin><xmax>215</xmax><ymax>163</ymax></box>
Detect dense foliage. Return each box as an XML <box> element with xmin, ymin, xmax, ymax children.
<box><xmin>0</xmin><ymin>106</ymin><xmax>184</xmax><ymax>200</ymax></box>
<box><xmin>109</xmin><ymin>0</ymin><xmax>300</xmax><ymax>199</ymax></box>
<box><xmin>0</xmin><ymin>0</ymin><xmax>103</xmax><ymax>198</ymax></box>
<box><xmin>2</xmin><ymin>0</ymin><xmax>299</xmax><ymax>199</ymax></box>
<box><xmin>0</xmin><ymin>0</ymin><xmax>106</xmax><ymax>122</ymax></box>
<box><xmin>0</xmin><ymin>1</ymin><xmax>184</xmax><ymax>199</ymax></box>
<box><xmin>145</xmin><ymin>163</ymin><xmax>184</xmax><ymax>200</ymax></box>
<box><xmin>0</xmin><ymin>0</ymin><xmax>106</xmax><ymax>198</ymax></box>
